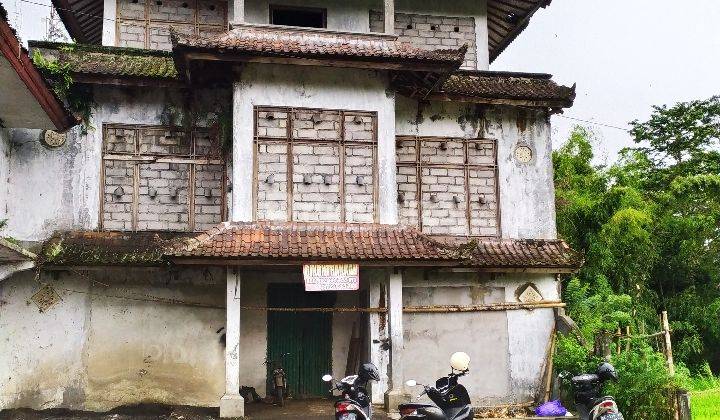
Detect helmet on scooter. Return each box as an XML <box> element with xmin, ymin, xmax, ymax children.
<box><xmin>597</xmin><ymin>362</ymin><xmax>618</xmax><ymax>382</ymax></box>
<box><xmin>450</xmin><ymin>352</ymin><xmax>470</xmax><ymax>372</ymax></box>
<box><xmin>358</xmin><ymin>363</ymin><xmax>380</xmax><ymax>382</ymax></box>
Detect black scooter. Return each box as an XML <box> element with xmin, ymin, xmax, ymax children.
<box><xmin>570</xmin><ymin>362</ymin><xmax>624</xmax><ymax>420</ymax></box>
<box><xmin>323</xmin><ymin>363</ymin><xmax>380</xmax><ymax>420</ymax></box>
<box><xmin>399</xmin><ymin>371</ymin><xmax>473</xmax><ymax>420</ymax></box>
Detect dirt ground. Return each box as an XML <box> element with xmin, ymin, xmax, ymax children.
<box><xmin>0</xmin><ymin>400</ymin><xmax>393</xmax><ymax>420</ymax></box>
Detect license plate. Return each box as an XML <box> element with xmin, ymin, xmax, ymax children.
<box><xmin>339</xmin><ymin>414</ymin><xmax>357</xmax><ymax>420</ymax></box>
<box><xmin>600</xmin><ymin>413</ymin><xmax>624</xmax><ymax>420</ymax></box>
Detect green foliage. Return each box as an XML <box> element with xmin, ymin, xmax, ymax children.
<box><xmin>32</xmin><ymin>50</ymin><xmax>95</xmax><ymax>133</ymax></box>
<box><xmin>606</xmin><ymin>344</ymin><xmax>690</xmax><ymax>420</ymax></box>
<box><xmin>554</xmin><ymin>97</ymin><xmax>720</xmax><ymax>417</ymax></box>
<box><xmin>32</xmin><ymin>50</ymin><xmax>72</xmax><ymax>98</ymax></box>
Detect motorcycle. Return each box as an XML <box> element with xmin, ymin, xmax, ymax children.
<box><xmin>570</xmin><ymin>362</ymin><xmax>624</xmax><ymax>420</ymax></box>
<box><xmin>399</xmin><ymin>352</ymin><xmax>473</xmax><ymax>420</ymax></box>
<box><xmin>322</xmin><ymin>362</ymin><xmax>380</xmax><ymax>420</ymax></box>
<box><xmin>264</xmin><ymin>352</ymin><xmax>290</xmax><ymax>406</ymax></box>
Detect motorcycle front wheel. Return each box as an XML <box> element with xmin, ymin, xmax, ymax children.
<box><xmin>276</xmin><ymin>386</ymin><xmax>284</xmax><ymax>407</ymax></box>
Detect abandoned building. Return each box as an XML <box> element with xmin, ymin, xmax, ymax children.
<box><xmin>0</xmin><ymin>0</ymin><xmax>580</xmax><ymax>417</ymax></box>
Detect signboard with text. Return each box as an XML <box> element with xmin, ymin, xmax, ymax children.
<box><xmin>303</xmin><ymin>263</ymin><xmax>360</xmax><ymax>291</ymax></box>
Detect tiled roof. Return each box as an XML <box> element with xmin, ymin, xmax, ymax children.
<box><xmin>487</xmin><ymin>0</ymin><xmax>552</xmax><ymax>62</ymax></box>
<box><xmin>41</xmin><ymin>231</ymin><xmax>191</xmax><ymax>266</ymax></box>
<box><xmin>167</xmin><ymin>222</ymin><xmax>456</xmax><ymax>262</ymax></box>
<box><xmin>436</xmin><ymin>70</ymin><xmax>576</xmax><ymax>107</ymax></box>
<box><xmin>168</xmin><ymin>222</ymin><xmax>582</xmax><ymax>271</ymax></box>
<box><xmin>172</xmin><ymin>24</ymin><xmax>467</xmax><ymax>70</ymax></box>
<box><xmin>29</xmin><ymin>41</ymin><xmax>179</xmax><ymax>81</ymax></box>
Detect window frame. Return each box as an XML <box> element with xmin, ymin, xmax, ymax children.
<box><xmin>396</xmin><ymin>135</ymin><xmax>501</xmax><ymax>237</ymax></box>
<box><xmin>253</xmin><ymin>106</ymin><xmax>379</xmax><ymax>223</ymax></box>
<box><xmin>99</xmin><ymin>123</ymin><xmax>227</xmax><ymax>232</ymax></box>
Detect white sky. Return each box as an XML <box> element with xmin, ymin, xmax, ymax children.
<box><xmin>6</xmin><ymin>0</ymin><xmax>720</xmax><ymax>163</ymax></box>
<box><xmin>492</xmin><ymin>0</ymin><xmax>720</xmax><ymax>164</ymax></box>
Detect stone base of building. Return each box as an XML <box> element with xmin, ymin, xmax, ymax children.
<box><xmin>219</xmin><ymin>393</ymin><xmax>245</xmax><ymax>418</ymax></box>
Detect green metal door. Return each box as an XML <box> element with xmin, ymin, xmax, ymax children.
<box><xmin>267</xmin><ymin>283</ymin><xmax>334</xmax><ymax>398</ymax></box>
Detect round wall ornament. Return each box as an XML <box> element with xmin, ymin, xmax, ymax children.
<box><xmin>514</xmin><ymin>144</ymin><xmax>533</xmax><ymax>163</ymax></box>
<box><xmin>41</xmin><ymin>130</ymin><xmax>67</xmax><ymax>148</ymax></box>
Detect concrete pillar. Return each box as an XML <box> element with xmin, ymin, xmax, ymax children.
<box><xmin>384</xmin><ymin>0</ymin><xmax>395</xmax><ymax>35</ymax></box>
<box><xmin>384</xmin><ymin>270</ymin><xmax>409</xmax><ymax>411</ymax></box>
<box><xmin>102</xmin><ymin>0</ymin><xmax>117</xmax><ymax>46</ymax></box>
<box><xmin>231</xmin><ymin>0</ymin><xmax>245</xmax><ymax>25</ymax></box>
<box><xmin>232</xmin><ymin>81</ymin><xmax>253</xmax><ymax>222</ymax></box>
<box><xmin>220</xmin><ymin>267</ymin><xmax>245</xmax><ymax>418</ymax></box>
<box><xmin>368</xmin><ymin>275</ymin><xmax>389</xmax><ymax>403</ymax></box>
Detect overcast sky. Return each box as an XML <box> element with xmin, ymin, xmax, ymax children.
<box><xmin>6</xmin><ymin>1</ymin><xmax>720</xmax><ymax>163</ymax></box>
<box><xmin>492</xmin><ymin>1</ymin><xmax>720</xmax><ymax>164</ymax></box>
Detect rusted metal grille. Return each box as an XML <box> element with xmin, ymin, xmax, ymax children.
<box><xmin>100</xmin><ymin>124</ymin><xmax>227</xmax><ymax>232</ymax></box>
<box><xmin>253</xmin><ymin>106</ymin><xmax>379</xmax><ymax>223</ymax></box>
<box><xmin>396</xmin><ymin>136</ymin><xmax>500</xmax><ymax>237</ymax></box>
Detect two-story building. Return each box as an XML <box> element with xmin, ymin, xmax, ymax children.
<box><xmin>0</xmin><ymin>0</ymin><xmax>580</xmax><ymax>417</ymax></box>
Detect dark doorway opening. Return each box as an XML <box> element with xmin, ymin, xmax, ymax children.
<box><xmin>266</xmin><ymin>283</ymin><xmax>335</xmax><ymax>398</ymax></box>
<box><xmin>270</xmin><ymin>5</ymin><xmax>327</xmax><ymax>28</ymax></box>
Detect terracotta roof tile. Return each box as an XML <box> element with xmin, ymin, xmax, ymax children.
<box><xmin>437</xmin><ymin>70</ymin><xmax>576</xmax><ymax>107</ymax></box>
<box><xmin>172</xmin><ymin>24</ymin><xmax>467</xmax><ymax>69</ymax></box>
<box><xmin>168</xmin><ymin>222</ymin><xmax>583</xmax><ymax>271</ymax></box>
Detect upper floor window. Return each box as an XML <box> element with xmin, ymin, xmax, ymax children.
<box><xmin>116</xmin><ymin>0</ymin><xmax>228</xmax><ymax>50</ymax></box>
<box><xmin>270</xmin><ymin>5</ymin><xmax>327</xmax><ymax>29</ymax></box>
<box><xmin>254</xmin><ymin>106</ymin><xmax>377</xmax><ymax>223</ymax></box>
<box><xmin>396</xmin><ymin>136</ymin><xmax>499</xmax><ymax>237</ymax></box>
<box><xmin>101</xmin><ymin>124</ymin><xmax>227</xmax><ymax>232</ymax></box>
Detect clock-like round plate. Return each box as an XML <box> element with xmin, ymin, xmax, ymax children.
<box><xmin>41</xmin><ymin>130</ymin><xmax>66</xmax><ymax>148</ymax></box>
<box><xmin>514</xmin><ymin>145</ymin><xmax>533</xmax><ymax>163</ymax></box>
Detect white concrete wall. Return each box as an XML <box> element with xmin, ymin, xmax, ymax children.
<box><xmin>0</xmin><ymin>129</ymin><xmax>9</xmax><ymax>225</ymax></box>
<box><xmin>2</xmin><ymin>86</ymin><xmax>229</xmax><ymax>242</ymax></box>
<box><xmin>401</xmin><ymin>270</ymin><xmax>558</xmax><ymax>405</ymax></box>
<box><xmin>0</xmin><ymin>267</ymin><xmax>227</xmax><ymax>411</ymax></box>
<box><xmin>232</xmin><ymin>63</ymin><xmax>398</xmax><ymax>224</ymax></box>
<box><xmin>396</xmin><ymin>98</ymin><xmax>557</xmax><ymax>239</ymax></box>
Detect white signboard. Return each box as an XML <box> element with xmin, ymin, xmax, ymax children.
<box><xmin>303</xmin><ymin>263</ymin><xmax>360</xmax><ymax>291</ymax></box>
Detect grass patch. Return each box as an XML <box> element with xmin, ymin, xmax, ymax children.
<box><xmin>690</xmin><ymin>388</ymin><xmax>720</xmax><ymax>420</ymax></box>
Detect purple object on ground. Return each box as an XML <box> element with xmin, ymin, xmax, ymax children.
<box><xmin>535</xmin><ymin>399</ymin><xmax>568</xmax><ymax>417</ymax></box>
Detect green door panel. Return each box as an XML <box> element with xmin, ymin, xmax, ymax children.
<box><xmin>267</xmin><ymin>283</ymin><xmax>334</xmax><ymax>398</ymax></box>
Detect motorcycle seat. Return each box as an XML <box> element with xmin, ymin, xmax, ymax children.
<box><xmin>571</xmin><ymin>373</ymin><xmax>600</xmax><ymax>385</ymax></box>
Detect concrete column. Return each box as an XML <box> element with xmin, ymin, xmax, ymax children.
<box><xmin>102</xmin><ymin>0</ymin><xmax>117</xmax><ymax>46</ymax></box>
<box><xmin>220</xmin><ymin>267</ymin><xmax>245</xmax><ymax>418</ymax></box>
<box><xmin>368</xmin><ymin>275</ymin><xmax>389</xmax><ymax>403</ymax></box>
<box><xmin>383</xmin><ymin>0</ymin><xmax>394</xmax><ymax>35</ymax></box>
<box><xmin>231</xmin><ymin>0</ymin><xmax>245</xmax><ymax>25</ymax></box>
<box><xmin>232</xmin><ymin>81</ymin><xmax>253</xmax><ymax>222</ymax></box>
<box><xmin>384</xmin><ymin>269</ymin><xmax>409</xmax><ymax>411</ymax></box>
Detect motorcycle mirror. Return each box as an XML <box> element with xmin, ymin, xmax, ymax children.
<box><xmin>322</xmin><ymin>374</ymin><xmax>333</xmax><ymax>382</ymax></box>
<box><xmin>405</xmin><ymin>380</ymin><xmax>417</xmax><ymax>387</ymax></box>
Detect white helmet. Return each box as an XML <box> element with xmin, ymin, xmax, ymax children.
<box><xmin>450</xmin><ymin>352</ymin><xmax>470</xmax><ymax>372</ymax></box>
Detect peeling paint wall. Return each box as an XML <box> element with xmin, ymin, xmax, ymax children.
<box><xmin>0</xmin><ymin>267</ymin><xmax>227</xmax><ymax>411</ymax></box>
<box><xmin>0</xmin><ymin>268</ymin><xmax>385</xmax><ymax>411</ymax></box>
<box><xmin>402</xmin><ymin>270</ymin><xmax>558</xmax><ymax>405</ymax></box>
<box><xmin>396</xmin><ymin>98</ymin><xmax>557</xmax><ymax>239</ymax></box>
<box><xmin>3</xmin><ymin>86</ymin><xmax>229</xmax><ymax>242</ymax></box>
<box><xmin>232</xmin><ymin>63</ymin><xmax>397</xmax><ymax>224</ymax></box>
<box><xmin>0</xmin><ymin>128</ymin><xmax>9</xmax><ymax>224</ymax></box>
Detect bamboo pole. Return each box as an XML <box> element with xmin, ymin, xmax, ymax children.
<box><xmin>662</xmin><ymin>311</ymin><xmax>675</xmax><ymax>376</ymax></box>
